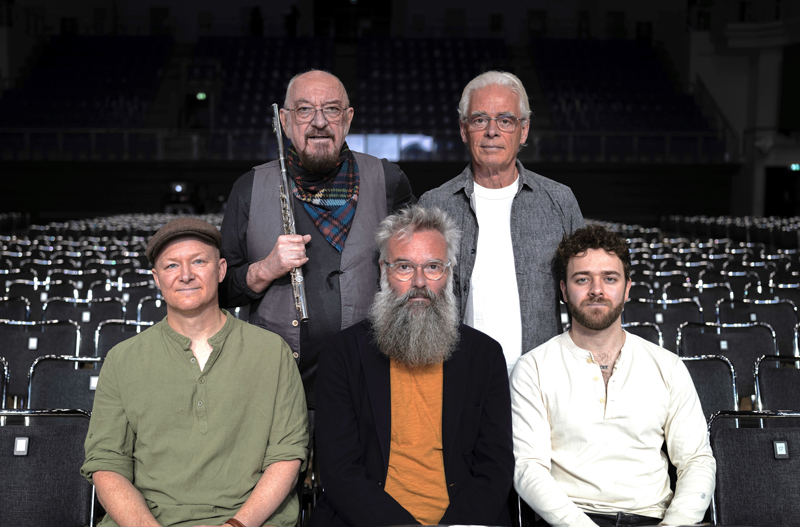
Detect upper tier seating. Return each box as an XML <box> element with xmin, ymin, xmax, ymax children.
<box><xmin>0</xmin><ymin>35</ymin><xmax>173</xmax><ymax>129</ymax></box>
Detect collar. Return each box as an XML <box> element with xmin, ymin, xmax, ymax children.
<box><xmin>160</xmin><ymin>309</ymin><xmax>235</xmax><ymax>350</ymax></box>
<box><xmin>455</xmin><ymin>159</ymin><xmax>532</xmax><ymax>199</ymax></box>
<box><xmin>562</xmin><ymin>330</ymin><xmax>630</xmax><ymax>369</ymax></box>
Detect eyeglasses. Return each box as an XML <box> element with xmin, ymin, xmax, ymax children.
<box><xmin>383</xmin><ymin>260</ymin><xmax>452</xmax><ymax>281</ymax></box>
<box><xmin>465</xmin><ymin>113</ymin><xmax>525</xmax><ymax>133</ymax></box>
<box><xmin>284</xmin><ymin>106</ymin><xmax>348</xmax><ymax>123</ymax></box>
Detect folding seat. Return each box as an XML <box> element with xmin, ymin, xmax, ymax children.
<box><xmin>680</xmin><ymin>355</ymin><xmax>738</xmax><ymax>421</ymax></box>
<box><xmin>47</xmin><ymin>268</ymin><xmax>109</xmax><ymax>298</ymax></box>
<box><xmin>627</xmin><ymin>282</ymin><xmax>653</xmax><ymax>301</ymax></box>
<box><xmin>0</xmin><ymin>320</ymin><xmax>80</xmax><ymax>404</ymax></box>
<box><xmin>677</xmin><ymin>322</ymin><xmax>776</xmax><ymax>402</ymax></box>
<box><xmin>639</xmin><ymin>270</ymin><xmax>690</xmax><ymax>298</ymax></box>
<box><xmin>85</xmin><ymin>257</ymin><xmax>137</xmax><ymax>278</ymax></box>
<box><xmin>95</xmin><ymin>320</ymin><xmax>154</xmax><ymax>357</ymax></box>
<box><xmin>42</xmin><ymin>298</ymin><xmax>125</xmax><ymax>356</ymax></box>
<box><xmin>622</xmin><ymin>298</ymin><xmax>702</xmax><ymax>352</ymax></box>
<box><xmin>755</xmin><ymin>355</ymin><xmax>800</xmax><ymax>412</ymax></box>
<box><xmin>664</xmin><ymin>282</ymin><xmax>732</xmax><ymax>318</ymax></box>
<box><xmin>717</xmin><ymin>299</ymin><xmax>798</xmax><ymax>355</ymax></box>
<box><xmin>679</xmin><ymin>260</ymin><xmax>714</xmax><ymax>283</ymax></box>
<box><xmin>719</xmin><ymin>270</ymin><xmax>761</xmax><ymax>300</ymax></box>
<box><xmin>0</xmin><ymin>408</ymin><xmax>95</xmax><ymax>527</ymax></box>
<box><xmin>0</xmin><ymin>296</ymin><xmax>31</xmax><ymax>320</ymax></box>
<box><xmin>621</xmin><ymin>321</ymin><xmax>663</xmax><ymax>347</ymax></box>
<box><xmin>708</xmin><ymin>411</ymin><xmax>800</xmax><ymax>526</ymax></box>
<box><xmin>6</xmin><ymin>279</ymin><xmax>79</xmax><ymax>320</ymax></box>
<box><xmin>767</xmin><ymin>283</ymin><xmax>800</xmax><ymax>307</ymax></box>
<box><xmin>27</xmin><ymin>355</ymin><xmax>103</xmax><ymax>418</ymax></box>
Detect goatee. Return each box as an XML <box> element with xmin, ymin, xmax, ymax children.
<box><xmin>368</xmin><ymin>276</ymin><xmax>460</xmax><ymax>366</ymax></box>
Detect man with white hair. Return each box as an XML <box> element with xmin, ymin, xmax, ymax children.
<box><xmin>219</xmin><ymin>70</ymin><xmax>414</xmax><ymax>409</ymax></box>
<box><xmin>420</xmin><ymin>70</ymin><xmax>584</xmax><ymax>374</ymax></box>
<box><xmin>310</xmin><ymin>205</ymin><xmax>514</xmax><ymax>527</ymax></box>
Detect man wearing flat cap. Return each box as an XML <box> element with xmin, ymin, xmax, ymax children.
<box><xmin>82</xmin><ymin>218</ymin><xmax>308</xmax><ymax>527</ymax></box>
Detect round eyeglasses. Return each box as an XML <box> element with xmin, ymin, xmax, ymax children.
<box><xmin>466</xmin><ymin>113</ymin><xmax>525</xmax><ymax>133</ymax></box>
<box><xmin>284</xmin><ymin>106</ymin><xmax>348</xmax><ymax>123</ymax></box>
<box><xmin>382</xmin><ymin>260</ymin><xmax>452</xmax><ymax>281</ymax></box>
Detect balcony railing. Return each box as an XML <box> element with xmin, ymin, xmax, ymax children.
<box><xmin>0</xmin><ymin>128</ymin><xmax>735</xmax><ymax>164</ymax></box>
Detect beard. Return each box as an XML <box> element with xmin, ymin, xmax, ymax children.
<box><xmin>368</xmin><ymin>275</ymin><xmax>460</xmax><ymax>367</ymax></box>
<box><xmin>566</xmin><ymin>295</ymin><xmax>625</xmax><ymax>331</ymax></box>
<box><xmin>299</xmin><ymin>126</ymin><xmax>340</xmax><ymax>173</ymax></box>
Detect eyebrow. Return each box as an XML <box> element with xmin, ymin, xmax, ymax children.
<box><xmin>293</xmin><ymin>97</ymin><xmax>345</xmax><ymax>106</ymax></box>
<box><xmin>572</xmin><ymin>270</ymin><xmax>621</xmax><ymax>277</ymax></box>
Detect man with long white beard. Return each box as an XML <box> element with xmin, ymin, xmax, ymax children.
<box><xmin>511</xmin><ymin>225</ymin><xmax>716</xmax><ymax>527</ymax></box>
<box><xmin>310</xmin><ymin>205</ymin><xmax>514</xmax><ymax>527</ymax></box>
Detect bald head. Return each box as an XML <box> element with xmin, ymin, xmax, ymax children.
<box><xmin>284</xmin><ymin>70</ymin><xmax>350</xmax><ymax>109</ymax></box>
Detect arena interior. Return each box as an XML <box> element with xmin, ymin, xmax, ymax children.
<box><xmin>1</xmin><ymin>0</ymin><xmax>800</xmax><ymax>526</ymax></box>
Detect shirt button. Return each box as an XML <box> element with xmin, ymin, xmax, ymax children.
<box><xmin>197</xmin><ymin>401</ymin><xmax>203</xmax><ymax>407</ymax></box>
<box><xmin>199</xmin><ymin>378</ymin><xmax>205</xmax><ymax>384</ymax></box>
<box><xmin>190</xmin><ymin>358</ymin><xmax>196</xmax><ymax>364</ymax></box>
<box><xmin>593</xmin><ymin>376</ymin><xmax>599</xmax><ymax>381</ymax></box>
<box><xmin>292</xmin><ymin>352</ymin><xmax>299</xmax><ymax>359</ymax></box>
<box><xmin>586</xmin><ymin>358</ymin><xmax>593</xmax><ymax>364</ymax></box>
<box><xmin>470</xmin><ymin>248</ymin><xmax>476</xmax><ymax>254</ymax></box>
<box><xmin>292</xmin><ymin>320</ymin><xmax>299</xmax><ymax>327</ymax></box>
<box><xmin>599</xmin><ymin>398</ymin><xmax>605</xmax><ymax>403</ymax></box>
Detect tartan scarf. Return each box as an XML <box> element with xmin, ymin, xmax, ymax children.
<box><xmin>286</xmin><ymin>142</ymin><xmax>359</xmax><ymax>253</ymax></box>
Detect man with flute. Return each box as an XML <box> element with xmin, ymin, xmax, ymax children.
<box><xmin>219</xmin><ymin>70</ymin><xmax>414</xmax><ymax>410</ymax></box>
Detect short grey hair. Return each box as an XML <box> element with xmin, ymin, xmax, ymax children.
<box><xmin>284</xmin><ymin>69</ymin><xmax>350</xmax><ymax>108</ymax></box>
<box><xmin>376</xmin><ymin>205</ymin><xmax>460</xmax><ymax>268</ymax></box>
<box><xmin>458</xmin><ymin>70</ymin><xmax>532</xmax><ymax>121</ymax></box>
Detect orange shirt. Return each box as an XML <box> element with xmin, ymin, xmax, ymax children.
<box><xmin>384</xmin><ymin>359</ymin><xmax>450</xmax><ymax>525</ymax></box>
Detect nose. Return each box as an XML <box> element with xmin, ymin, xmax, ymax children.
<box><xmin>484</xmin><ymin>118</ymin><xmax>501</xmax><ymax>137</ymax></box>
<box><xmin>179</xmin><ymin>262</ymin><xmax>195</xmax><ymax>282</ymax></box>
<box><xmin>588</xmin><ymin>279</ymin><xmax>604</xmax><ymax>297</ymax></box>
<box><xmin>410</xmin><ymin>266</ymin><xmax>429</xmax><ymax>289</ymax></box>
<box><xmin>310</xmin><ymin>108</ymin><xmax>328</xmax><ymax>128</ymax></box>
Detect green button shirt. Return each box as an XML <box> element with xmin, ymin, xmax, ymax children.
<box><xmin>82</xmin><ymin>310</ymin><xmax>308</xmax><ymax>527</ymax></box>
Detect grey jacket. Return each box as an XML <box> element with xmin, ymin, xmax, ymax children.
<box><xmin>419</xmin><ymin>160</ymin><xmax>584</xmax><ymax>354</ymax></box>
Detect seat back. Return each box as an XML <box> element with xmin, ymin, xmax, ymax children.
<box><xmin>755</xmin><ymin>355</ymin><xmax>800</xmax><ymax>412</ymax></box>
<box><xmin>0</xmin><ymin>296</ymin><xmax>31</xmax><ymax>320</ymax></box>
<box><xmin>0</xmin><ymin>320</ymin><xmax>81</xmax><ymax>401</ymax></box>
<box><xmin>677</xmin><ymin>322</ymin><xmax>776</xmax><ymax>400</ymax></box>
<box><xmin>0</xmin><ymin>409</ymin><xmax>94</xmax><ymax>527</ymax></box>
<box><xmin>95</xmin><ymin>320</ymin><xmax>153</xmax><ymax>357</ymax></box>
<box><xmin>622</xmin><ymin>322</ymin><xmax>663</xmax><ymax>347</ymax></box>
<box><xmin>710</xmin><ymin>412</ymin><xmax>800</xmax><ymax>527</ymax></box>
<box><xmin>664</xmin><ymin>282</ymin><xmax>732</xmax><ymax>316</ymax></box>
<box><xmin>622</xmin><ymin>299</ymin><xmax>703</xmax><ymax>352</ymax></box>
<box><xmin>628</xmin><ymin>282</ymin><xmax>653</xmax><ymax>300</ymax></box>
<box><xmin>138</xmin><ymin>296</ymin><xmax>167</xmax><ymax>322</ymax></box>
<box><xmin>27</xmin><ymin>356</ymin><xmax>103</xmax><ymax>420</ymax></box>
<box><xmin>681</xmin><ymin>355</ymin><xmax>738</xmax><ymax>420</ymax></box>
<box><xmin>717</xmin><ymin>299</ymin><xmax>799</xmax><ymax>355</ymax></box>
<box><xmin>42</xmin><ymin>298</ymin><xmax>126</xmax><ymax>356</ymax></box>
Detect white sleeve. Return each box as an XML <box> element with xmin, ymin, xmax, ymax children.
<box><xmin>510</xmin><ymin>357</ymin><xmax>598</xmax><ymax>527</ymax></box>
<box><xmin>662</xmin><ymin>360</ymin><xmax>716</xmax><ymax>526</ymax></box>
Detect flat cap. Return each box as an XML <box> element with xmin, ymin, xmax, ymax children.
<box><xmin>146</xmin><ymin>218</ymin><xmax>222</xmax><ymax>264</ymax></box>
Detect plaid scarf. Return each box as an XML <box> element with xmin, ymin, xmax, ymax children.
<box><xmin>286</xmin><ymin>142</ymin><xmax>359</xmax><ymax>253</ymax></box>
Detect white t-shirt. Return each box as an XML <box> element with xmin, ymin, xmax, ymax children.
<box><xmin>464</xmin><ymin>177</ymin><xmax>522</xmax><ymax>375</ymax></box>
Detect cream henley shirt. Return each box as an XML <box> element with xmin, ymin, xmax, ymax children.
<box><xmin>510</xmin><ymin>331</ymin><xmax>715</xmax><ymax>527</ymax></box>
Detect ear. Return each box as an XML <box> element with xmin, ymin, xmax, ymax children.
<box><xmin>559</xmin><ymin>280</ymin><xmax>568</xmax><ymax>304</ymax></box>
<box><xmin>520</xmin><ymin>118</ymin><xmax>530</xmax><ymax>145</ymax></box>
<box><xmin>218</xmin><ymin>258</ymin><xmax>227</xmax><ymax>283</ymax></box>
<box><xmin>151</xmin><ymin>268</ymin><xmax>161</xmax><ymax>291</ymax></box>
<box><xmin>624</xmin><ymin>278</ymin><xmax>631</xmax><ymax>303</ymax></box>
<box><xmin>342</xmin><ymin>106</ymin><xmax>355</xmax><ymax>136</ymax></box>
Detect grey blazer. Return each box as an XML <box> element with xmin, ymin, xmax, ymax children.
<box><xmin>419</xmin><ymin>160</ymin><xmax>584</xmax><ymax>354</ymax></box>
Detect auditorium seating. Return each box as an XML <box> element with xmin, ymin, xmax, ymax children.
<box><xmin>681</xmin><ymin>355</ymin><xmax>738</xmax><ymax>420</ymax></box>
<box><xmin>354</xmin><ymin>37</ymin><xmax>509</xmax><ymax>135</ymax></box>
<box><xmin>755</xmin><ymin>355</ymin><xmax>800</xmax><ymax>412</ymax></box>
<box><xmin>95</xmin><ymin>320</ymin><xmax>153</xmax><ymax>358</ymax></box>
<box><xmin>0</xmin><ymin>35</ymin><xmax>173</xmax><ymax>130</ymax></box>
<box><xmin>708</xmin><ymin>411</ymin><xmax>800</xmax><ymax>526</ymax></box>
<box><xmin>0</xmin><ymin>409</ymin><xmax>95</xmax><ymax>527</ymax></box>
<box><xmin>621</xmin><ymin>321</ymin><xmax>663</xmax><ymax>347</ymax></box>
<box><xmin>622</xmin><ymin>298</ymin><xmax>703</xmax><ymax>352</ymax></box>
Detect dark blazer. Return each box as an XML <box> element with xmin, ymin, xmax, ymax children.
<box><xmin>309</xmin><ymin>320</ymin><xmax>514</xmax><ymax>527</ymax></box>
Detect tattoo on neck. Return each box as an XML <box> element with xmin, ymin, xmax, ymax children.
<box><xmin>599</xmin><ymin>364</ymin><xmax>609</xmax><ymax>370</ymax></box>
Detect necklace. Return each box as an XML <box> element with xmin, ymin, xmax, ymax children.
<box><xmin>599</xmin><ymin>364</ymin><xmax>609</xmax><ymax>370</ymax></box>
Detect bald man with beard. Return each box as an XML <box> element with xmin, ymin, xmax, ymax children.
<box><xmin>219</xmin><ymin>70</ymin><xmax>414</xmax><ymax>411</ymax></box>
<box><xmin>310</xmin><ymin>205</ymin><xmax>514</xmax><ymax>527</ymax></box>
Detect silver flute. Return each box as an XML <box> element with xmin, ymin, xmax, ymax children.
<box><xmin>272</xmin><ymin>103</ymin><xmax>309</xmax><ymax>321</ymax></box>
